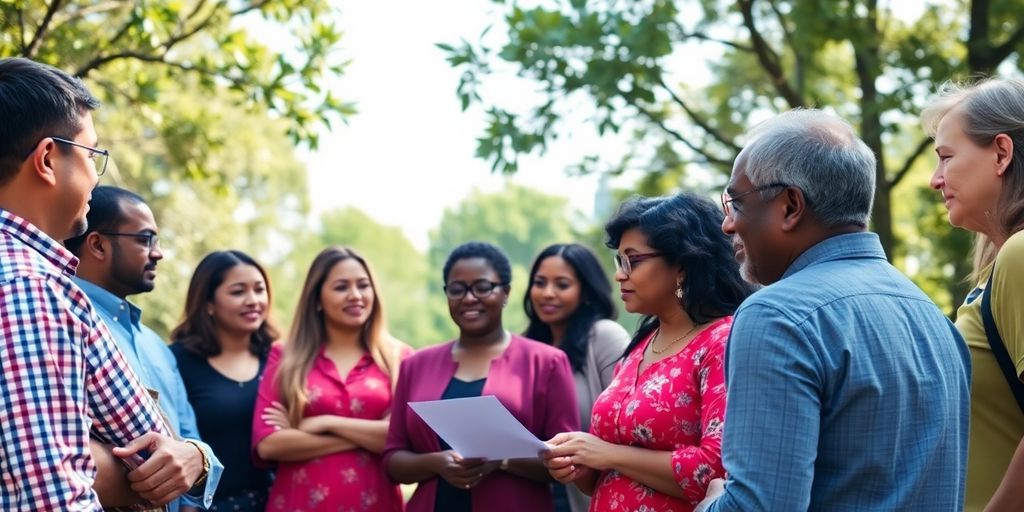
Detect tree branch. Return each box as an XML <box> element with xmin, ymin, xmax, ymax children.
<box><xmin>767</xmin><ymin>0</ymin><xmax>805</xmax><ymax>97</ymax></box>
<box><xmin>992</xmin><ymin>24</ymin><xmax>1024</xmax><ymax>66</ymax></box>
<box><xmin>74</xmin><ymin>51</ymin><xmax>252</xmax><ymax>92</ymax></box>
<box><xmin>17</xmin><ymin>5</ymin><xmax>27</xmax><ymax>52</ymax></box>
<box><xmin>967</xmin><ymin>0</ymin><xmax>991</xmax><ymax>72</ymax></box>
<box><xmin>75</xmin><ymin>1</ymin><xmax>226</xmax><ymax>78</ymax></box>
<box><xmin>658</xmin><ymin>77</ymin><xmax>742</xmax><ymax>152</ymax></box>
<box><xmin>231</xmin><ymin>0</ymin><xmax>270</xmax><ymax>17</ymax></box>
<box><xmin>23</xmin><ymin>0</ymin><xmax>63</xmax><ymax>59</ymax></box>
<box><xmin>627</xmin><ymin>98</ymin><xmax>734</xmax><ymax>167</ymax></box>
<box><xmin>104</xmin><ymin>10</ymin><xmax>140</xmax><ymax>50</ymax></box>
<box><xmin>680</xmin><ymin>31</ymin><xmax>755</xmax><ymax>52</ymax></box>
<box><xmin>737</xmin><ymin>0</ymin><xmax>804</xmax><ymax>108</ymax></box>
<box><xmin>889</xmin><ymin>136</ymin><xmax>932</xmax><ymax>188</ymax></box>
<box><xmin>55</xmin><ymin>1</ymin><xmax>122</xmax><ymax>25</ymax></box>
<box><xmin>184</xmin><ymin>0</ymin><xmax>210</xmax><ymax>23</ymax></box>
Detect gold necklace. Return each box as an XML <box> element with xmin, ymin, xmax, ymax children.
<box><xmin>649</xmin><ymin>323</ymin><xmax>701</xmax><ymax>355</ymax></box>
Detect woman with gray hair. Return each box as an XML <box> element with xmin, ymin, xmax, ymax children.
<box><xmin>923</xmin><ymin>77</ymin><xmax>1024</xmax><ymax>512</ymax></box>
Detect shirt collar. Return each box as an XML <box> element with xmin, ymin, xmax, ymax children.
<box><xmin>75</xmin><ymin>277</ymin><xmax>143</xmax><ymax>327</ymax></box>
<box><xmin>0</xmin><ymin>207</ymin><xmax>78</xmax><ymax>276</ymax></box>
<box><xmin>782</xmin><ymin>231</ymin><xmax>887</xmax><ymax>280</ymax></box>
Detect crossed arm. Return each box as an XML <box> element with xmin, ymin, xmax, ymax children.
<box><xmin>255</xmin><ymin>400</ymin><xmax>385</xmax><ymax>461</ymax></box>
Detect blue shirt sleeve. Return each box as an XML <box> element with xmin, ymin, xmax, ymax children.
<box><xmin>706</xmin><ymin>303</ymin><xmax>823</xmax><ymax>512</ymax></box>
<box><xmin>159</xmin><ymin>342</ymin><xmax>223</xmax><ymax>509</ymax></box>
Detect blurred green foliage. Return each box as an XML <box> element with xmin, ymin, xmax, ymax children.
<box><xmin>440</xmin><ymin>0</ymin><xmax>1024</xmax><ymax>315</ymax></box>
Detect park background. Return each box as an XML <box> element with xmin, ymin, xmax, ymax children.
<box><xmin>2</xmin><ymin>0</ymin><xmax>1020</xmax><ymax>346</ymax></box>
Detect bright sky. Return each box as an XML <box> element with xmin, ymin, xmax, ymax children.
<box><xmin>301</xmin><ymin>1</ymin><xmax>629</xmax><ymax>251</ymax></box>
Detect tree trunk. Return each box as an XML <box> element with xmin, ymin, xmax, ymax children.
<box><xmin>853</xmin><ymin>1</ymin><xmax>894</xmax><ymax>258</ymax></box>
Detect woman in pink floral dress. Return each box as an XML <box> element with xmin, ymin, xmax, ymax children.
<box><xmin>253</xmin><ymin>247</ymin><xmax>409</xmax><ymax>511</ymax></box>
<box><xmin>544</xmin><ymin>193</ymin><xmax>755</xmax><ymax>511</ymax></box>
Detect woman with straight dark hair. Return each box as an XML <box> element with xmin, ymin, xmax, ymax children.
<box><xmin>253</xmin><ymin>246</ymin><xmax>406</xmax><ymax>511</ymax></box>
<box><xmin>524</xmin><ymin>243</ymin><xmax>629</xmax><ymax>512</ymax></box>
<box><xmin>543</xmin><ymin>193</ymin><xmax>756</xmax><ymax>512</ymax></box>
<box><xmin>922</xmin><ymin>77</ymin><xmax>1024</xmax><ymax>512</ymax></box>
<box><xmin>170</xmin><ymin>250</ymin><xmax>278</xmax><ymax>511</ymax></box>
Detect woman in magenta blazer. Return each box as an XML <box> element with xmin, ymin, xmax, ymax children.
<box><xmin>384</xmin><ymin>241</ymin><xmax>579</xmax><ymax>512</ymax></box>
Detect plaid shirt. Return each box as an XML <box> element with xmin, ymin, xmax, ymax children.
<box><xmin>0</xmin><ymin>208</ymin><xmax>169</xmax><ymax>510</ymax></box>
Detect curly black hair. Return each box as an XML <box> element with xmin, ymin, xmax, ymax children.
<box><xmin>605</xmin><ymin>192</ymin><xmax>756</xmax><ymax>357</ymax></box>
<box><xmin>442</xmin><ymin>241</ymin><xmax>512</xmax><ymax>285</ymax></box>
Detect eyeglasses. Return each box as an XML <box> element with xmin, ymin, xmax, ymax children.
<box><xmin>444</xmin><ymin>279</ymin><xmax>506</xmax><ymax>300</ymax></box>
<box><xmin>613</xmin><ymin>252</ymin><xmax>663</xmax><ymax>276</ymax></box>
<box><xmin>721</xmin><ymin>182</ymin><xmax>789</xmax><ymax>217</ymax></box>
<box><xmin>51</xmin><ymin>136</ymin><xmax>110</xmax><ymax>177</ymax></box>
<box><xmin>99</xmin><ymin>231</ymin><xmax>160</xmax><ymax>251</ymax></box>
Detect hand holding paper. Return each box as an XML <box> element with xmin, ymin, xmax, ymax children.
<box><xmin>408</xmin><ymin>395</ymin><xmax>549</xmax><ymax>460</ymax></box>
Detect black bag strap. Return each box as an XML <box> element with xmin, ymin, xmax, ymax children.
<box><xmin>981</xmin><ymin>268</ymin><xmax>1024</xmax><ymax>415</ymax></box>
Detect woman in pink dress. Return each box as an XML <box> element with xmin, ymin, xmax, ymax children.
<box><xmin>544</xmin><ymin>193</ymin><xmax>755</xmax><ymax>511</ymax></box>
<box><xmin>253</xmin><ymin>246</ymin><xmax>408</xmax><ymax>511</ymax></box>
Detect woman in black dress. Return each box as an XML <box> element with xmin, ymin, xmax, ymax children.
<box><xmin>170</xmin><ymin>250</ymin><xmax>278</xmax><ymax>511</ymax></box>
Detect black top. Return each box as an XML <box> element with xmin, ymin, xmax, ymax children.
<box><xmin>170</xmin><ymin>343</ymin><xmax>274</xmax><ymax>498</ymax></box>
<box><xmin>434</xmin><ymin>377</ymin><xmax>487</xmax><ymax>512</ymax></box>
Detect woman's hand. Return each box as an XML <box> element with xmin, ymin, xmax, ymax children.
<box><xmin>542</xmin><ymin>449</ymin><xmax>590</xmax><ymax>484</ymax></box>
<box><xmin>435</xmin><ymin>451</ymin><xmax>500</xmax><ymax>490</ymax></box>
<box><xmin>545</xmin><ymin>432</ymin><xmax>619</xmax><ymax>472</ymax></box>
<box><xmin>261</xmin><ymin>401</ymin><xmax>292</xmax><ymax>431</ymax></box>
<box><xmin>297</xmin><ymin>415</ymin><xmax>336</xmax><ymax>435</ymax></box>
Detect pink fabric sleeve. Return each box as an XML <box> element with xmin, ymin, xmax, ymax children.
<box><xmin>671</xmin><ymin>332</ymin><xmax>728</xmax><ymax>503</ymax></box>
<box><xmin>251</xmin><ymin>344</ymin><xmax>285</xmax><ymax>467</ymax></box>
<box><xmin>381</xmin><ymin>356</ymin><xmax>415</xmax><ymax>478</ymax></box>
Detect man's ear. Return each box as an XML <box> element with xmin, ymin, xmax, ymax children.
<box><xmin>28</xmin><ymin>138</ymin><xmax>59</xmax><ymax>187</ymax></box>
<box><xmin>779</xmin><ymin>186</ymin><xmax>808</xmax><ymax>233</ymax></box>
<box><xmin>84</xmin><ymin>232</ymin><xmax>108</xmax><ymax>261</ymax></box>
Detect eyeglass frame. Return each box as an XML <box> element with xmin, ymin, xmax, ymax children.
<box><xmin>721</xmin><ymin>182</ymin><xmax>790</xmax><ymax>218</ymax></box>
<box><xmin>98</xmin><ymin>231</ymin><xmax>160</xmax><ymax>251</ymax></box>
<box><xmin>49</xmin><ymin>136</ymin><xmax>110</xmax><ymax>177</ymax></box>
<box><xmin>443</xmin><ymin>279</ymin><xmax>508</xmax><ymax>300</ymax></box>
<box><xmin>613</xmin><ymin>252</ymin><xmax>664</xmax><ymax>276</ymax></box>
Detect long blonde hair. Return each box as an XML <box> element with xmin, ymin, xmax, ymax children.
<box><xmin>275</xmin><ymin>246</ymin><xmax>402</xmax><ymax>424</ymax></box>
<box><xmin>922</xmin><ymin>77</ymin><xmax>1024</xmax><ymax>284</ymax></box>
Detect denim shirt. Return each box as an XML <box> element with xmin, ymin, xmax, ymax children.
<box><xmin>704</xmin><ymin>232</ymin><xmax>970</xmax><ymax>512</ymax></box>
<box><xmin>77</xmin><ymin>278</ymin><xmax>223</xmax><ymax>511</ymax></box>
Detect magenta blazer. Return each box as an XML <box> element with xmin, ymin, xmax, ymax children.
<box><xmin>383</xmin><ymin>335</ymin><xmax>579</xmax><ymax>512</ymax></box>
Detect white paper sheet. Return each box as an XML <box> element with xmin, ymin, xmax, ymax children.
<box><xmin>408</xmin><ymin>395</ymin><xmax>549</xmax><ymax>460</ymax></box>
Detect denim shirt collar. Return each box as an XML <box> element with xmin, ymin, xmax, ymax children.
<box><xmin>782</xmin><ymin>231</ymin><xmax>887</xmax><ymax>280</ymax></box>
<box><xmin>75</xmin><ymin>277</ymin><xmax>142</xmax><ymax>329</ymax></box>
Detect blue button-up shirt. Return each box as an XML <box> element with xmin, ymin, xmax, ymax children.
<box><xmin>76</xmin><ymin>278</ymin><xmax>223</xmax><ymax>511</ymax></box>
<box><xmin>705</xmin><ymin>232</ymin><xmax>970</xmax><ymax>511</ymax></box>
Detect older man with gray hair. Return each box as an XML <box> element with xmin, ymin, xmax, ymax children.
<box><xmin>696</xmin><ymin>109</ymin><xmax>970</xmax><ymax>511</ymax></box>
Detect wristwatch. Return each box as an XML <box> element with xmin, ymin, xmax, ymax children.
<box><xmin>184</xmin><ymin>439</ymin><xmax>210</xmax><ymax>488</ymax></box>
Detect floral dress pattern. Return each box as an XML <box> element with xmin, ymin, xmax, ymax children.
<box><xmin>588</xmin><ymin>317</ymin><xmax>731</xmax><ymax>512</ymax></box>
<box><xmin>253</xmin><ymin>345</ymin><xmax>404</xmax><ymax>512</ymax></box>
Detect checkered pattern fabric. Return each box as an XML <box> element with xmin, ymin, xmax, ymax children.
<box><xmin>0</xmin><ymin>208</ymin><xmax>169</xmax><ymax>510</ymax></box>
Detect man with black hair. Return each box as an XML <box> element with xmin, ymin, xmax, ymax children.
<box><xmin>0</xmin><ymin>57</ymin><xmax>201</xmax><ymax>510</ymax></box>
<box><xmin>67</xmin><ymin>186</ymin><xmax>223</xmax><ymax>511</ymax></box>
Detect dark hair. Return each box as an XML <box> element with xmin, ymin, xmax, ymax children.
<box><xmin>171</xmin><ymin>250</ymin><xmax>279</xmax><ymax>357</ymax></box>
<box><xmin>605</xmin><ymin>192</ymin><xmax>756</xmax><ymax>357</ymax></box>
<box><xmin>0</xmin><ymin>58</ymin><xmax>100</xmax><ymax>185</ymax></box>
<box><xmin>64</xmin><ymin>186</ymin><xmax>146</xmax><ymax>254</ymax></box>
<box><xmin>442</xmin><ymin>241</ymin><xmax>512</xmax><ymax>285</ymax></box>
<box><xmin>523</xmin><ymin>244</ymin><xmax>617</xmax><ymax>372</ymax></box>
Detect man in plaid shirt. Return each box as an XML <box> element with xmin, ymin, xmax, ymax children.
<box><xmin>0</xmin><ymin>58</ymin><xmax>210</xmax><ymax>510</ymax></box>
